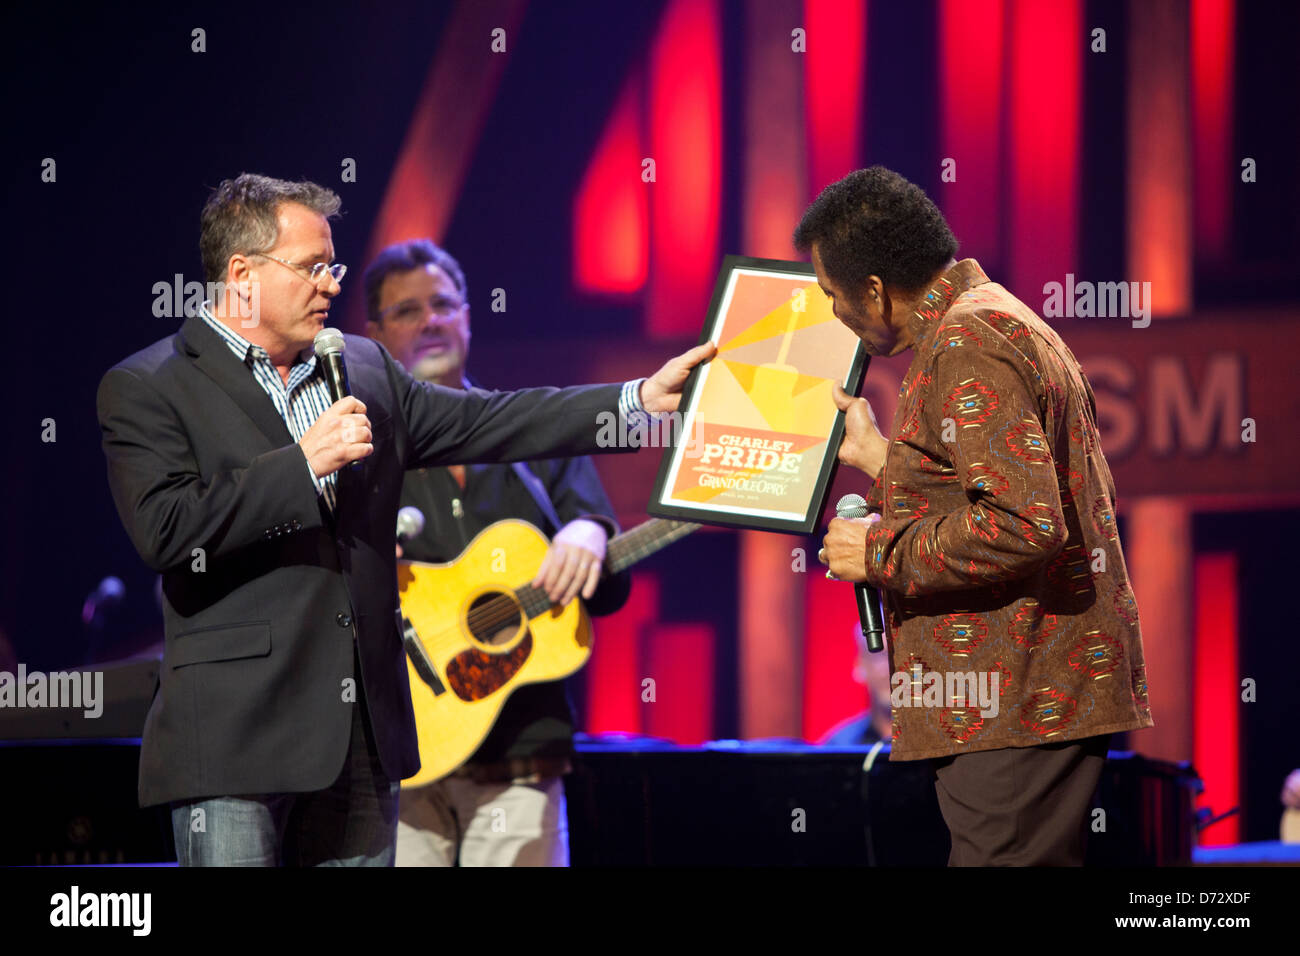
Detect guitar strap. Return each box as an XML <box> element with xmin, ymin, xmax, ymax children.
<box><xmin>462</xmin><ymin>373</ymin><xmax>565</xmax><ymax>535</ymax></box>
<box><xmin>510</xmin><ymin>461</ymin><xmax>565</xmax><ymax>536</ymax></box>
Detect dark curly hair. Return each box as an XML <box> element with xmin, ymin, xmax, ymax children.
<box><xmin>793</xmin><ymin>167</ymin><xmax>957</xmax><ymax>295</ymax></box>
<box><xmin>362</xmin><ymin>238</ymin><xmax>468</xmax><ymax>324</ymax></box>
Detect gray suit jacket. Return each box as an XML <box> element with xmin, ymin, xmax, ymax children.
<box><xmin>96</xmin><ymin>312</ymin><xmax>625</xmax><ymax>807</ymax></box>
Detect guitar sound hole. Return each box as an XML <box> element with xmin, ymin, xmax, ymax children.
<box><xmin>468</xmin><ymin>591</ymin><xmax>523</xmax><ymax>646</ymax></box>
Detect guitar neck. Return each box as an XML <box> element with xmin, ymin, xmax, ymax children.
<box><xmin>605</xmin><ymin>518</ymin><xmax>701</xmax><ymax>574</ymax></box>
<box><xmin>515</xmin><ymin>518</ymin><xmax>701</xmax><ymax>618</ymax></box>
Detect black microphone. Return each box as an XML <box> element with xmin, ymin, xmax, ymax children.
<box><xmin>313</xmin><ymin>328</ymin><xmax>361</xmax><ymax>471</ymax></box>
<box><xmin>313</xmin><ymin>328</ymin><xmax>351</xmax><ymax>403</ymax></box>
<box><xmin>835</xmin><ymin>493</ymin><xmax>886</xmax><ymax>654</ymax></box>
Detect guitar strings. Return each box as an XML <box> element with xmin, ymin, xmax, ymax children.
<box><xmin>410</xmin><ymin>588</ymin><xmax>540</xmax><ymax>648</ymax></box>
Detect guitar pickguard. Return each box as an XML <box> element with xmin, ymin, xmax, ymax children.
<box><xmin>445</xmin><ymin>630</ymin><xmax>534</xmax><ymax>702</ymax></box>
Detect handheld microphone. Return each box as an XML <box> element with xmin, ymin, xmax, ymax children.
<box><xmin>392</xmin><ymin>504</ymin><xmax>440</xmax><ymax>691</ymax></box>
<box><xmin>313</xmin><ymin>328</ymin><xmax>361</xmax><ymax>471</ymax></box>
<box><xmin>835</xmin><ymin>493</ymin><xmax>886</xmax><ymax>654</ymax></box>
<box><xmin>396</xmin><ymin>506</ymin><xmax>425</xmax><ymax>545</ymax></box>
<box><xmin>82</xmin><ymin>576</ymin><xmax>125</xmax><ymax>629</ymax></box>
<box><xmin>313</xmin><ymin>328</ymin><xmax>351</xmax><ymax>403</ymax></box>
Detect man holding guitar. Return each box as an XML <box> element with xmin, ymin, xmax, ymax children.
<box><xmin>364</xmin><ymin>239</ymin><xmax>630</xmax><ymax>866</ymax></box>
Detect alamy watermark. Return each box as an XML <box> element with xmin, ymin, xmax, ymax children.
<box><xmin>152</xmin><ymin>274</ymin><xmax>260</xmax><ymax>327</ymax></box>
<box><xmin>596</xmin><ymin>410</ymin><xmax>800</xmax><ymax>467</ymax></box>
<box><xmin>1042</xmin><ymin>274</ymin><xmax>1151</xmax><ymax>328</ymax></box>
<box><xmin>49</xmin><ymin>886</ymin><xmax>150</xmax><ymax>936</ymax></box>
<box><xmin>0</xmin><ymin>664</ymin><xmax>103</xmax><ymax>718</ymax></box>
<box><xmin>891</xmin><ymin>665</ymin><xmax>1001</xmax><ymax>718</ymax></box>
<box><xmin>596</xmin><ymin>409</ymin><xmax>689</xmax><ymax>452</ymax></box>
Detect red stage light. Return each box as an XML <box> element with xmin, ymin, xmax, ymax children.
<box><xmin>1194</xmin><ymin>552</ymin><xmax>1240</xmax><ymax>846</ymax></box>
<box><xmin>574</xmin><ymin>73</ymin><xmax>649</xmax><ymax>294</ymax></box>
<box><xmin>646</xmin><ymin>0</ymin><xmax>723</xmax><ymax>337</ymax></box>
<box><xmin>803</xmin><ymin>0</ymin><xmax>866</xmax><ymax>197</ymax></box>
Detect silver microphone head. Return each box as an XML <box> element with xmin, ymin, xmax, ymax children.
<box><xmin>835</xmin><ymin>493</ymin><xmax>869</xmax><ymax>520</ymax></box>
<box><xmin>313</xmin><ymin>327</ymin><xmax>345</xmax><ymax>359</ymax></box>
<box><xmin>395</xmin><ymin>504</ymin><xmax>426</xmax><ymax>541</ymax></box>
<box><xmin>396</xmin><ymin>506</ymin><xmax>426</xmax><ymax>540</ymax></box>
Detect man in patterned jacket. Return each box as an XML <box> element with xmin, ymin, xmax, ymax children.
<box><xmin>808</xmin><ymin>167</ymin><xmax>1153</xmax><ymax>865</ymax></box>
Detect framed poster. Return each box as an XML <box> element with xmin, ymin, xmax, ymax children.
<box><xmin>647</xmin><ymin>255</ymin><xmax>869</xmax><ymax>535</ymax></box>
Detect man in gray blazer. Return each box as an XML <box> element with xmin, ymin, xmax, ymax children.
<box><xmin>96</xmin><ymin>173</ymin><xmax>711</xmax><ymax>865</ymax></box>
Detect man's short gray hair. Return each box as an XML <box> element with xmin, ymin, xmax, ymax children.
<box><xmin>199</xmin><ymin>173</ymin><xmax>342</xmax><ymax>284</ymax></box>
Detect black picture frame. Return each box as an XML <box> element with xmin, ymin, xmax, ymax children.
<box><xmin>646</xmin><ymin>255</ymin><xmax>869</xmax><ymax>535</ymax></box>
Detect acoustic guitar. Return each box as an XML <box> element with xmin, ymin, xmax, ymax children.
<box><xmin>396</xmin><ymin>517</ymin><xmax>699</xmax><ymax>787</ymax></box>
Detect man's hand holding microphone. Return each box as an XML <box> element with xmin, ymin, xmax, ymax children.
<box><xmin>818</xmin><ymin>381</ymin><xmax>888</xmax><ymax>584</ymax></box>
<box><xmin>300</xmin><ymin>396</ymin><xmax>374</xmax><ymax>480</ymax></box>
<box><xmin>818</xmin><ymin>383</ymin><xmax>890</xmax><ymax>652</ymax></box>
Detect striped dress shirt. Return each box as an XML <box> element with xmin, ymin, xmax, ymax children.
<box><xmin>198</xmin><ymin>305</ymin><xmax>338</xmax><ymax>512</ymax></box>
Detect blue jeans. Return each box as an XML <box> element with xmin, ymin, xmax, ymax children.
<box><xmin>169</xmin><ymin>688</ymin><xmax>399</xmax><ymax>866</ymax></box>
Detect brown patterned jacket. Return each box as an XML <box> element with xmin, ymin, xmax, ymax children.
<box><xmin>863</xmin><ymin>259</ymin><xmax>1154</xmax><ymax>760</ymax></box>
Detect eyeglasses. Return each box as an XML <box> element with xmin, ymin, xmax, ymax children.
<box><xmin>380</xmin><ymin>294</ymin><xmax>466</xmax><ymax>325</ymax></box>
<box><xmin>251</xmin><ymin>252</ymin><xmax>347</xmax><ymax>285</ymax></box>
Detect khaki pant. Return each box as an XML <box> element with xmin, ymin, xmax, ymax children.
<box><xmin>395</xmin><ymin>775</ymin><xmax>569</xmax><ymax>866</ymax></box>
